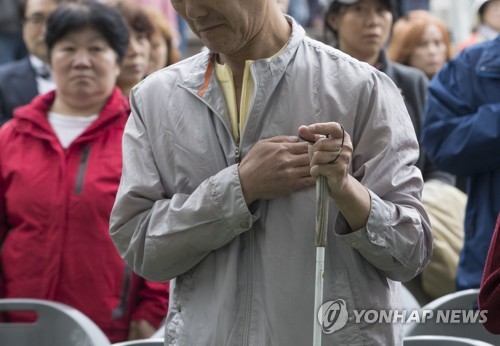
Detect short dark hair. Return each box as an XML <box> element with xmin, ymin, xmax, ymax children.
<box><xmin>45</xmin><ymin>0</ymin><xmax>130</xmax><ymax>63</ymax></box>
<box><xmin>324</xmin><ymin>0</ymin><xmax>397</xmax><ymax>40</ymax></box>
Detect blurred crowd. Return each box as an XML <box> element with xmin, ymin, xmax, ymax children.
<box><xmin>0</xmin><ymin>0</ymin><xmax>498</xmax><ymax>343</ymax></box>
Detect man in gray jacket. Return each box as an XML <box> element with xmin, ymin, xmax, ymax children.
<box><xmin>109</xmin><ymin>0</ymin><xmax>432</xmax><ymax>344</ymax></box>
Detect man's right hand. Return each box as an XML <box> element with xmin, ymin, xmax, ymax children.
<box><xmin>238</xmin><ymin>136</ymin><xmax>315</xmax><ymax>205</ymax></box>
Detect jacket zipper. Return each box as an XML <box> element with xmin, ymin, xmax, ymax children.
<box><xmin>241</xmin><ymin>64</ymin><xmax>259</xmax><ymax>344</ymax></box>
<box><xmin>112</xmin><ymin>266</ymin><xmax>132</xmax><ymax>319</ymax></box>
<box><xmin>235</xmin><ymin>145</ymin><xmax>241</xmax><ymax>164</ymax></box>
<box><xmin>74</xmin><ymin>145</ymin><xmax>90</xmax><ymax>195</ymax></box>
<box><xmin>242</xmin><ymin>230</ymin><xmax>254</xmax><ymax>345</ymax></box>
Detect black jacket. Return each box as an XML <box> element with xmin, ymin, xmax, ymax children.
<box><xmin>379</xmin><ymin>50</ymin><xmax>455</xmax><ymax>185</ymax></box>
<box><xmin>0</xmin><ymin>57</ymin><xmax>38</xmax><ymax>124</ymax></box>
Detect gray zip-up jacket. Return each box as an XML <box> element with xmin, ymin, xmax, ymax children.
<box><xmin>110</xmin><ymin>19</ymin><xmax>432</xmax><ymax>346</ymax></box>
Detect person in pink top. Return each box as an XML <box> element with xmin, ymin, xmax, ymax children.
<box><xmin>479</xmin><ymin>213</ymin><xmax>500</xmax><ymax>334</ymax></box>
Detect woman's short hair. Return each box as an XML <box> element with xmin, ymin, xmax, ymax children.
<box><xmin>387</xmin><ymin>10</ymin><xmax>452</xmax><ymax>65</ymax></box>
<box><xmin>45</xmin><ymin>0</ymin><xmax>130</xmax><ymax>63</ymax></box>
<box><xmin>144</xmin><ymin>6</ymin><xmax>181</xmax><ymax>67</ymax></box>
<box><xmin>108</xmin><ymin>0</ymin><xmax>154</xmax><ymax>39</ymax></box>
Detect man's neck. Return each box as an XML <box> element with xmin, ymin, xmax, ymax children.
<box><xmin>218</xmin><ymin>14</ymin><xmax>292</xmax><ymax>82</ymax></box>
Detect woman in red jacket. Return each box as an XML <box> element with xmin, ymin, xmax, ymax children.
<box><xmin>0</xmin><ymin>1</ymin><xmax>168</xmax><ymax>342</ymax></box>
<box><xmin>479</xmin><ymin>213</ymin><xmax>500</xmax><ymax>334</ymax></box>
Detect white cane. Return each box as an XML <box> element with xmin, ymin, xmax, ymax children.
<box><xmin>313</xmin><ymin>175</ymin><xmax>329</xmax><ymax>346</ymax></box>
<box><xmin>311</xmin><ymin>124</ymin><xmax>344</xmax><ymax>346</ymax></box>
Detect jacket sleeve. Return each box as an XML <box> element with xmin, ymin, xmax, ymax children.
<box><xmin>334</xmin><ymin>71</ymin><xmax>433</xmax><ymax>282</ymax></box>
<box><xmin>109</xmin><ymin>88</ymin><xmax>256</xmax><ymax>282</ymax></box>
<box><xmin>130</xmin><ymin>275</ymin><xmax>169</xmax><ymax>328</ymax></box>
<box><xmin>479</xmin><ymin>213</ymin><xmax>500</xmax><ymax>334</ymax></box>
<box><xmin>421</xmin><ymin>52</ymin><xmax>500</xmax><ymax>176</ymax></box>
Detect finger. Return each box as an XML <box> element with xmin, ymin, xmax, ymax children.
<box><xmin>295</xmin><ymin>175</ymin><xmax>316</xmax><ymax>189</ymax></box>
<box><xmin>286</xmin><ymin>142</ymin><xmax>310</xmax><ymax>155</ymax></box>
<box><xmin>298</xmin><ymin>125</ymin><xmax>321</xmax><ymax>144</ymax></box>
<box><xmin>262</xmin><ymin>135</ymin><xmax>300</xmax><ymax>143</ymax></box>
<box><xmin>291</xmin><ymin>164</ymin><xmax>313</xmax><ymax>178</ymax></box>
<box><xmin>128</xmin><ymin>321</ymin><xmax>138</xmax><ymax>340</ymax></box>
<box><xmin>307</xmin><ymin>122</ymin><xmax>344</xmax><ymax>139</ymax></box>
<box><xmin>311</xmin><ymin>150</ymin><xmax>345</xmax><ymax>166</ymax></box>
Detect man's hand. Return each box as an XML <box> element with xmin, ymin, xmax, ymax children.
<box><xmin>238</xmin><ymin>136</ymin><xmax>315</xmax><ymax>205</ymax></box>
<box><xmin>298</xmin><ymin>122</ymin><xmax>352</xmax><ymax>197</ymax></box>
<box><xmin>298</xmin><ymin>122</ymin><xmax>370</xmax><ymax>231</ymax></box>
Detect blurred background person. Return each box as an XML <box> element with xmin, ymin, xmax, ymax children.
<box><xmin>0</xmin><ymin>0</ymin><xmax>64</xmax><ymax>124</ymax></box>
<box><xmin>422</xmin><ymin>35</ymin><xmax>500</xmax><ymax>292</ymax></box>
<box><xmin>0</xmin><ymin>0</ymin><xmax>27</xmax><ymax>64</ymax></box>
<box><xmin>134</xmin><ymin>0</ymin><xmax>178</xmax><ymax>40</ymax></box>
<box><xmin>325</xmin><ymin>0</ymin><xmax>462</xmax><ymax>304</ymax></box>
<box><xmin>144</xmin><ymin>6</ymin><xmax>181</xmax><ymax>75</ymax></box>
<box><xmin>107</xmin><ymin>0</ymin><xmax>154</xmax><ymax>96</ymax></box>
<box><xmin>0</xmin><ymin>1</ymin><xmax>168</xmax><ymax>342</ymax></box>
<box><xmin>286</xmin><ymin>0</ymin><xmax>311</xmax><ymax>26</ymax></box>
<box><xmin>457</xmin><ymin>0</ymin><xmax>500</xmax><ymax>52</ymax></box>
<box><xmin>324</xmin><ymin>0</ymin><xmax>454</xmax><ymax>185</ymax></box>
<box><xmin>479</xmin><ymin>212</ymin><xmax>500</xmax><ymax>334</ymax></box>
<box><xmin>388</xmin><ymin>10</ymin><xmax>453</xmax><ymax>79</ymax></box>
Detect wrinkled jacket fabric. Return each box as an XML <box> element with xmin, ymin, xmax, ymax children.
<box><xmin>110</xmin><ymin>20</ymin><xmax>432</xmax><ymax>346</ymax></box>
<box><xmin>0</xmin><ymin>88</ymin><xmax>169</xmax><ymax>342</ymax></box>
<box><xmin>421</xmin><ymin>35</ymin><xmax>500</xmax><ymax>290</ymax></box>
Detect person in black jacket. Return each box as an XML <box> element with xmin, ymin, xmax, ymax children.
<box><xmin>324</xmin><ymin>0</ymin><xmax>454</xmax><ymax>185</ymax></box>
<box><xmin>0</xmin><ymin>0</ymin><xmax>66</xmax><ymax>124</ymax></box>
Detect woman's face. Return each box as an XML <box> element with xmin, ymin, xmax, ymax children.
<box><xmin>408</xmin><ymin>23</ymin><xmax>447</xmax><ymax>78</ymax></box>
<box><xmin>50</xmin><ymin>27</ymin><xmax>120</xmax><ymax>105</ymax></box>
<box><xmin>148</xmin><ymin>30</ymin><xmax>168</xmax><ymax>74</ymax></box>
<box><xmin>328</xmin><ymin>0</ymin><xmax>393</xmax><ymax>63</ymax></box>
<box><xmin>483</xmin><ymin>0</ymin><xmax>500</xmax><ymax>32</ymax></box>
<box><xmin>117</xmin><ymin>28</ymin><xmax>150</xmax><ymax>88</ymax></box>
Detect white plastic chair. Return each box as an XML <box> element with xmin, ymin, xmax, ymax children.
<box><xmin>404</xmin><ymin>289</ymin><xmax>500</xmax><ymax>345</ymax></box>
<box><xmin>112</xmin><ymin>339</ymin><xmax>164</xmax><ymax>346</ymax></box>
<box><xmin>151</xmin><ymin>326</ymin><xmax>164</xmax><ymax>339</ymax></box>
<box><xmin>0</xmin><ymin>298</ymin><xmax>111</xmax><ymax>346</ymax></box>
<box><xmin>404</xmin><ymin>335</ymin><xmax>495</xmax><ymax>345</ymax></box>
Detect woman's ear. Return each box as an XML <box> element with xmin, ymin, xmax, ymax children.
<box><xmin>326</xmin><ymin>12</ymin><xmax>339</xmax><ymax>31</ymax></box>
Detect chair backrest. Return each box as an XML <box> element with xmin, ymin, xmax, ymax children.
<box><xmin>150</xmin><ymin>317</ymin><xmax>166</xmax><ymax>339</ymax></box>
<box><xmin>151</xmin><ymin>325</ymin><xmax>164</xmax><ymax>339</ymax></box>
<box><xmin>0</xmin><ymin>298</ymin><xmax>111</xmax><ymax>346</ymax></box>
<box><xmin>112</xmin><ymin>338</ymin><xmax>164</xmax><ymax>346</ymax></box>
<box><xmin>404</xmin><ymin>335</ymin><xmax>495</xmax><ymax>345</ymax></box>
<box><xmin>404</xmin><ymin>289</ymin><xmax>500</xmax><ymax>345</ymax></box>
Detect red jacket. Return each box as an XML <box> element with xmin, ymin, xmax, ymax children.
<box><xmin>0</xmin><ymin>88</ymin><xmax>168</xmax><ymax>342</ymax></box>
<box><xmin>479</xmin><ymin>213</ymin><xmax>500</xmax><ymax>334</ymax></box>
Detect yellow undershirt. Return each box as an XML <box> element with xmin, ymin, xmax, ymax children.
<box><xmin>214</xmin><ymin>45</ymin><xmax>286</xmax><ymax>143</ymax></box>
<box><xmin>214</xmin><ymin>61</ymin><xmax>253</xmax><ymax>143</ymax></box>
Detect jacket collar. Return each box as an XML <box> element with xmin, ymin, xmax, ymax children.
<box><xmin>179</xmin><ymin>15</ymin><xmax>306</xmax><ymax>98</ymax></box>
<box><xmin>476</xmin><ymin>35</ymin><xmax>500</xmax><ymax>77</ymax></box>
<box><xmin>12</xmin><ymin>87</ymin><xmax>129</xmax><ymax>141</ymax></box>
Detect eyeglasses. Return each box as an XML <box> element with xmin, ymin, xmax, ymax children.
<box><xmin>24</xmin><ymin>14</ymin><xmax>48</xmax><ymax>27</ymax></box>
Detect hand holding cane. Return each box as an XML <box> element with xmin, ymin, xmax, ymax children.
<box><xmin>300</xmin><ymin>125</ymin><xmax>345</xmax><ymax>346</ymax></box>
